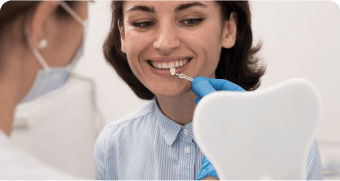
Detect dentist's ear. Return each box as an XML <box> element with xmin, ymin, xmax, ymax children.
<box><xmin>29</xmin><ymin>1</ymin><xmax>60</xmax><ymax>49</ymax></box>
<box><xmin>221</xmin><ymin>12</ymin><xmax>237</xmax><ymax>49</ymax></box>
<box><xmin>118</xmin><ymin>21</ymin><xmax>126</xmax><ymax>53</ymax></box>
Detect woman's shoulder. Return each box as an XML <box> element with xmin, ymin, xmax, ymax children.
<box><xmin>116</xmin><ymin>100</ymin><xmax>156</xmax><ymax>125</ymax></box>
<box><xmin>96</xmin><ymin>100</ymin><xmax>157</xmax><ymax>143</ymax></box>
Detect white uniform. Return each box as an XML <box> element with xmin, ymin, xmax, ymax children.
<box><xmin>0</xmin><ymin>130</ymin><xmax>78</xmax><ymax>180</ymax></box>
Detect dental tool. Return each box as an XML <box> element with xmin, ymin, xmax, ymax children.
<box><xmin>170</xmin><ymin>68</ymin><xmax>193</xmax><ymax>81</ymax></box>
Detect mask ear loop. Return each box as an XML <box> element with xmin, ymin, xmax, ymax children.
<box><xmin>59</xmin><ymin>1</ymin><xmax>85</xmax><ymax>26</ymax></box>
<box><xmin>24</xmin><ymin>23</ymin><xmax>51</xmax><ymax>73</ymax></box>
<box><xmin>59</xmin><ymin>1</ymin><xmax>87</xmax><ymax>70</ymax></box>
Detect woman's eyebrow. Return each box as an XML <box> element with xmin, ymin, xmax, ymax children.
<box><xmin>126</xmin><ymin>5</ymin><xmax>155</xmax><ymax>14</ymax></box>
<box><xmin>175</xmin><ymin>2</ymin><xmax>208</xmax><ymax>12</ymax></box>
<box><xmin>125</xmin><ymin>2</ymin><xmax>208</xmax><ymax>15</ymax></box>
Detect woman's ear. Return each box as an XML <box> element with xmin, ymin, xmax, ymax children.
<box><xmin>221</xmin><ymin>12</ymin><xmax>237</xmax><ymax>49</ymax></box>
<box><xmin>29</xmin><ymin>1</ymin><xmax>60</xmax><ymax>48</ymax></box>
<box><xmin>118</xmin><ymin>22</ymin><xmax>126</xmax><ymax>53</ymax></box>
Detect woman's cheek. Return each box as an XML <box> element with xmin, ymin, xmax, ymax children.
<box><xmin>185</xmin><ymin>29</ymin><xmax>207</xmax><ymax>48</ymax></box>
<box><xmin>126</xmin><ymin>31</ymin><xmax>150</xmax><ymax>57</ymax></box>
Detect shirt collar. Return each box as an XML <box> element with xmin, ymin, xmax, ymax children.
<box><xmin>153</xmin><ymin>99</ymin><xmax>182</xmax><ymax>146</ymax></box>
<box><xmin>185</xmin><ymin>122</ymin><xmax>196</xmax><ymax>143</ymax></box>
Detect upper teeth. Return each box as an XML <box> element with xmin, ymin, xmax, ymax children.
<box><xmin>152</xmin><ymin>59</ymin><xmax>189</xmax><ymax>69</ymax></box>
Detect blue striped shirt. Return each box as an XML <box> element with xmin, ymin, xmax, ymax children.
<box><xmin>94</xmin><ymin>99</ymin><xmax>323</xmax><ymax>180</ymax></box>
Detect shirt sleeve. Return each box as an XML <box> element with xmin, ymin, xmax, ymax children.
<box><xmin>197</xmin><ymin>139</ymin><xmax>323</xmax><ymax>180</ymax></box>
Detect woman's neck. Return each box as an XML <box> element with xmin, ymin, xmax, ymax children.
<box><xmin>156</xmin><ymin>90</ymin><xmax>197</xmax><ymax>126</ymax></box>
<box><xmin>0</xmin><ymin>54</ymin><xmax>26</xmax><ymax>137</ymax></box>
<box><xmin>0</xmin><ymin>79</ymin><xmax>19</xmax><ymax>137</ymax></box>
<box><xmin>0</xmin><ymin>103</ymin><xmax>14</xmax><ymax>136</ymax></box>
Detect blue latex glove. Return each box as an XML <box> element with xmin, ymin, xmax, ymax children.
<box><xmin>193</xmin><ymin>77</ymin><xmax>245</xmax><ymax>179</ymax></box>
<box><xmin>192</xmin><ymin>77</ymin><xmax>245</xmax><ymax>104</ymax></box>
<box><xmin>196</xmin><ymin>156</ymin><xmax>219</xmax><ymax>180</ymax></box>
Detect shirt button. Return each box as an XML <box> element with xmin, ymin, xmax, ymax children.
<box><xmin>183</xmin><ymin>129</ymin><xmax>189</xmax><ymax>135</ymax></box>
<box><xmin>184</xmin><ymin>147</ymin><xmax>190</xmax><ymax>153</ymax></box>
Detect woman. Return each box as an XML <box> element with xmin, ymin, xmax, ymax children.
<box><xmin>94</xmin><ymin>1</ymin><xmax>322</xmax><ymax>180</ymax></box>
<box><xmin>0</xmin><ymin>1</ymin><xmax>87</xmax><ymax>179</ymax></box>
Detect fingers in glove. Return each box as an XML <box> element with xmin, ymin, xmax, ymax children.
<box><xmin>192</xmin><ymin>77</ymin><xmax>217</xmax><ymax>98</ymax></box>
<box><xmin>194</xmin><ymin>77</ymin><xmax>245</xmax><ymax>92</ymax></box>
<box><xmin>208</xmin><ymin>79</ymin><xmax>245</xmax><ymax>91</ymax></box>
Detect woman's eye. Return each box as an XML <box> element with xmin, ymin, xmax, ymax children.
<box><xmin>181</xmin><ymin>18</ymin><xmax>204</xmax><ymax>27</ymax></box>
<box><xmin>132</xmin><ymin>21</ymin><xmax>155</xmax><ymax>28</ymax></box>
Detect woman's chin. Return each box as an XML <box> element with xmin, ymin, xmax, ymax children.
<box><xmin>152</xmin><ymin>87</ymin><xmax>192</xmax><ymax>99</ymax></box>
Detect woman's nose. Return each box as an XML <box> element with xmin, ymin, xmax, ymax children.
<box><xmin>153</xmin><ymin>24</ymin><xmax>180</xmax><ymax>54</ymax></box>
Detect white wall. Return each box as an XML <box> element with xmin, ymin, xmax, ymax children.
<box><xmin>75</xmin><ymin>1</ymin><xmax>340</xmax><ymax>143</ymax></box>
<box><xmin>250</xmin><ymin>1</ymin><xmax>340</xmax><ymax>143</ymax></box>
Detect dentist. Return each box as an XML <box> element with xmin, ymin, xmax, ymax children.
<box><xmin>0</xmin><ymin>1</ymin><xmax>87</xmax><ymax>179</ymax></box>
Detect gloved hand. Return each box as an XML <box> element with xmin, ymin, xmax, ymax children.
<box><xmin>196</xmin><ymin>156</ymin><xmax>219</xmax><ymax>180</ymax></box>
<box><xmin>192</xmin><ymin>77</ymin><xmax>245</xmax><ymax>104</ymax></box>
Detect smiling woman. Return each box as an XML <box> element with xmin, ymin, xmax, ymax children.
<box><xmin>103</xmin><ymin>1</ymin><xmax>265</xmax><ymax>100</ymax></box>
<box><xmin>94</xmin><ymin>1</ymin><xmax>265</xmax><ymax>180</ymax></box>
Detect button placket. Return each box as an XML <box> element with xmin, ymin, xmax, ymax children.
<box><xmin>178</xmin><ymin>134</ymin><xmax>196</xmax><ymax>179</ymax></box>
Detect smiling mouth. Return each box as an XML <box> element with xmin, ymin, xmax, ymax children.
<box><xmin>147</xmin><ymin>58</ymin><xmax>192</xmax><ymax>70</ymax></box>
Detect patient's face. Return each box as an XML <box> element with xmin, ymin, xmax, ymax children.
<box><xmin>120</xmin><ymin>1</ymin><xmax>224</xmax><ymax>98</ymax></box>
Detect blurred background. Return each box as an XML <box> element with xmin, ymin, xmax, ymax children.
<box><xmin>8</xmin><ymin>1</ymin><xmax>340</xmax><ymax>180</ymax></box>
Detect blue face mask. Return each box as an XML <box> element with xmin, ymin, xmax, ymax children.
<box><xmin>21</xmin><ymin>2</ymin><xmax>88</xmax><ymax>103</ymax></box>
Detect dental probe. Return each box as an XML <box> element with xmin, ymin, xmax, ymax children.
<box><xmin>170</xmin><ymin>68</ymin><xmax>193</xmax><ymax>81</ymax></box>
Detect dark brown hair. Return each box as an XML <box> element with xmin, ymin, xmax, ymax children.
<box><xmin>0</xmin><ymin>1</ymin><xmax>78</xmax><ymax>69</ymax></box>
<box><xmin>103</xmin><ymin>1</ymin><xmax>266</xmax><ymax>100</ymax></box>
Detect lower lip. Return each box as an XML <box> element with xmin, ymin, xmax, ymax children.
<box><xmin>149</xmin><ymin>61</ymin><xmax>191</xmax><ymax>77</ymax></box>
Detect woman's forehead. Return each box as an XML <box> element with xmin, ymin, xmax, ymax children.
<box><xmin>122</xmin><ymin>1</ymin><xmax>219</xmax><ymax>14</ymax></box>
